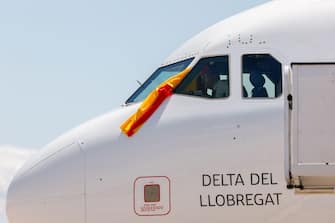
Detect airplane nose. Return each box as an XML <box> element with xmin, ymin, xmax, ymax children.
<box><xmin>6</xmin><ymin>105</ymin><xmax>137</xmax><ymax>223</ymax></box>
<box><xmin>6</xmin><ymin>141</ymin><xmax>86</xmax><ymax>223</ymax></box>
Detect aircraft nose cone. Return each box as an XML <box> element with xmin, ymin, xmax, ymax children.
<box><xmin>6</xmin><ymin>167</ymin><xmax>40</xmax><ymax>222</ymax></box>
<box><xmin>6</xmin><ymin>141</ymin><xmax>86</xmax><ymax>223</ymax></box>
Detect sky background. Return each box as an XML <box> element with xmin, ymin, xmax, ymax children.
<box><xmin>0</xmin><ymin>0</ymin><xmax>270</xmax><ymax>222</ymax></box>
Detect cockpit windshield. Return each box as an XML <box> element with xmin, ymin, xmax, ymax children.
<box><xmin>126</xmin><ymin>58</ymin><xmax>193</xmax><ymax>104</ymax></box>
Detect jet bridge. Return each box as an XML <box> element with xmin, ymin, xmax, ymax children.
<box><xmin>287</xmin><ymin>64</ymin><xmax>335</xmax><ymax>192</ymax></box>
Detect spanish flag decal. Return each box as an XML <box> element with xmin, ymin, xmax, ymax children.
<box><xmin>120</xmin><ymin>68</ymin><xmax>190</xmax><ymax>137</ymax></box>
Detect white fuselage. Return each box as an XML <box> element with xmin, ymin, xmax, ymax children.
<box><xmin>6</xmin><ymin>0</ymin><xmax>335</xmax><ymax>222</ymax></box>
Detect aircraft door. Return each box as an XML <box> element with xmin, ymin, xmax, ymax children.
<box><xmin>287</xmin><ymin>64</ymin><xmax>335</xmax><ymax>191</ymax></box>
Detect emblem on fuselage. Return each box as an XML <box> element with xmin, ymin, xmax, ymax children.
<box><xmin>134</xmin><ymin>176</ymin><xmax>171</xmax><ymax>216</ymax></box>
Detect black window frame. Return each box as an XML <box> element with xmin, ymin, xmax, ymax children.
<box><xmin>241</xmin><ymin>54</ymin><xmax>283</xmax><ymax>99</ymax></box>
<box><xmin>175</xmin><ymin>55</ymin><xmax>230</xmax><ymax>99</ymax></box>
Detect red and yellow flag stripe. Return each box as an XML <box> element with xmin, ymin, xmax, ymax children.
<box><xmin>120</xmin><ymin>68</ymin><xmax>190</xmax><ymax>137</ymax></box>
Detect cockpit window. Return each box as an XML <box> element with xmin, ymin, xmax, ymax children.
<box><xmin>126</xmin><ymin>58</ymin><xmax>193</xmax><ymax>104</ymax></box>
<box><xmin>175</xmin><ymin>56</ymin><xmax>229</xmax><ymax>98</ymax></box>
<box><xmin>242</xmin><ymin>54</ymin><xmax>282</xmax><ymax>98</ymax></box>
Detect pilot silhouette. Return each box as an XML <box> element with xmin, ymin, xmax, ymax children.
<box><xmin>249</xmin><ymin>72</ymin><xmax>268</xmax><ymax>97</ymax></box>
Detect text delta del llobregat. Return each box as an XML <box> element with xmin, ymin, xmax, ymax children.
<box><xmin>200</xmin><ymin>173</ymin><xmax>283</xmax><ymax>208</ymax></box>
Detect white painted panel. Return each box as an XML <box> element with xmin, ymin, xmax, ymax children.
<box><xmin>291</xmin><ymin>64</ymin><xmax>335</xmax><ymax>182</ymax></box>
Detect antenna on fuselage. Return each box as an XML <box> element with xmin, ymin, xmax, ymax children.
<box><xmin>136</xmin><ymin>80</ymin><xmax>142</xmax><ymax>86</ymax></box>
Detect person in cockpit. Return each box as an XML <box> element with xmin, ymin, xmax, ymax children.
<box><xmin>249</xmin><ymin>72</ymin><xmax>268</xmax><ymax>98</ymax></box>
<box><xmin>201</xmin><ymin>63</ymin><xmax>229</xmax><ymax>98</ymax></box>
